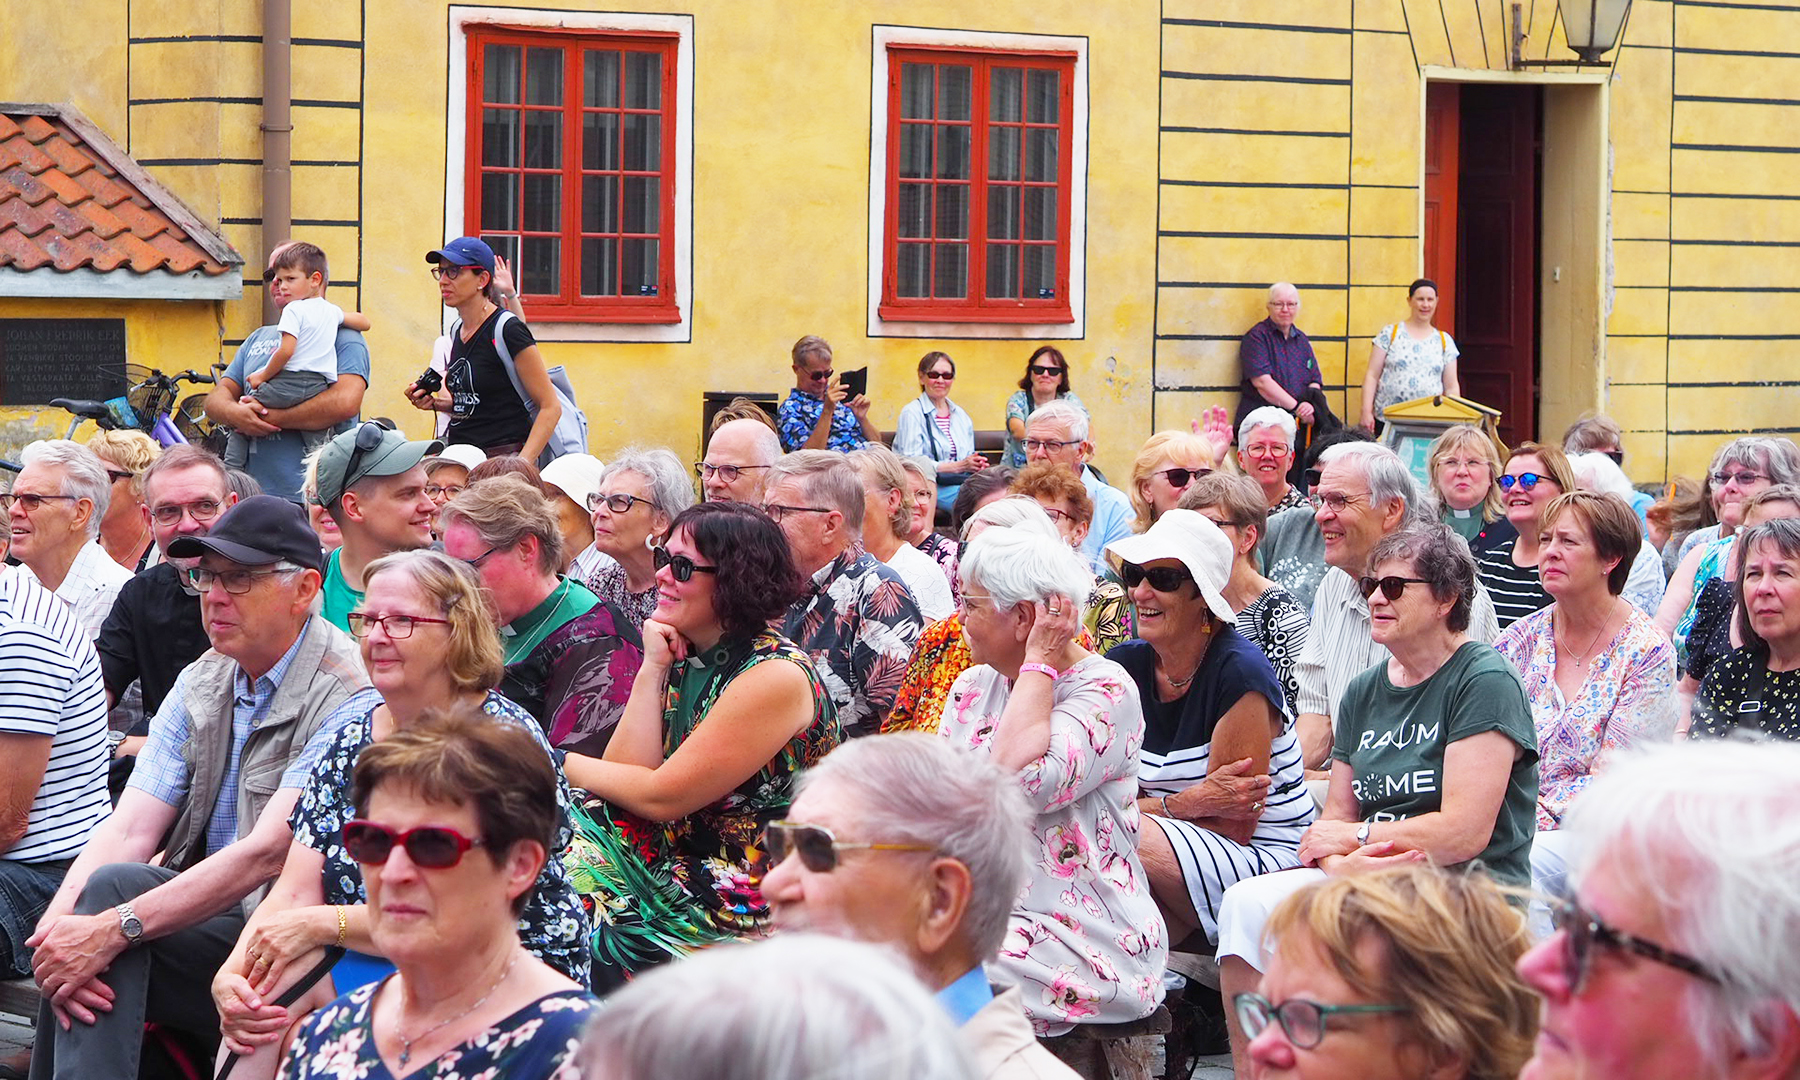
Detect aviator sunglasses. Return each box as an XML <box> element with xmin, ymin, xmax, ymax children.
<box><xmin>761</xmin><ymin>820</ymin><xmax>934</xmax><ymax>873</ymax></box>
<box><xmin>652</xmin><ymin>545</ymin><xmax>719</xmax><ymax>582</ymax></box>
<box><xmin>342</xmin><ymin>820</ymin><xmax>484</xmax><ymax>869</ymax></box>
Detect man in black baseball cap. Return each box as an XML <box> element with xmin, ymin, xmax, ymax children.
<box><xmin>310</xmin><ymin>420</ymin><xmax>442</xmax><ymax>631</ymax></box>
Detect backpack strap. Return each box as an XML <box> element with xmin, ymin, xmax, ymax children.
<box><xmin>486</xmin><ymin>309</ymin><xmax>538</xmax><ymax>418</ymax></box>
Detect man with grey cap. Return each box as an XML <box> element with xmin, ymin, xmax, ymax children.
<box><xmin>27</xmin><ymin>496</ymin><xmax>374</xmax><ymax>1080</ymax></box>
<box><xmin>310</xmin><ymin>420</ymin><xmax>443</xmax><ymax>631</ymax></box>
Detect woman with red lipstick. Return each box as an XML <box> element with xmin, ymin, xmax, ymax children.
<box><xmin>1475</xmin><ymin>443</ymin><xmax>1579</xmax><ymax>629</ymax></box>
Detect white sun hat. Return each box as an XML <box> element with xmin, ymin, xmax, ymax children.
<box><xmin>425</xmin><ymin>443</ymin><xmax>487</xmax><ymax>472</ymax></box>
<box><xmin>539</xmin><ymin>453</ymin><xmax>607</xmax><ymax>509</ymax></box>
<box><xmin>1104</xmin><ymin>509</ymin><xmax>1236</xmax><ymax>623</ymax></box>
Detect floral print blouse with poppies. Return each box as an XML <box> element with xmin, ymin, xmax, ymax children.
<box><xmin>939</xmin><ymin>655</ymin><xmax>1167</xmax><ymax>1036</ymax></box>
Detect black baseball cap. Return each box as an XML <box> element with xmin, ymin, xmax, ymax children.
<box><xmin>167</xmin><ymin>495</ymin><xmax>324</xmax><ymax>573</ymax></box>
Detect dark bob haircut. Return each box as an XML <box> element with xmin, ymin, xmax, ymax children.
<box><xmin>671</xmin><ymin>501</ymin><xmax>805</xmax><ymax>640</ymax></box>
<box><xmin>1016</xmin><ymin>345</ymin><xmax>1071</xmax><ymax>395</ymax></box>
<box><xmin>950</xmin><ymin>466</ymin><xmax>1017</xmax><ymax>534</ymax></box>
<box><xmin>1408</xmin><ymin>277</ymin><xmax>1438</xmax><ymax>298</ymax></box>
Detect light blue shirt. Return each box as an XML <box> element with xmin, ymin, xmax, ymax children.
<box><xmin>1080</xmin><ymin>466</ymin><xmax>1135</xmax><ymax>574</ymax></box>
<box><xmin>222</xmin><ymin>325</ymin><xmax>370</xmax><ymax>502</ymax></box>
<box><xmin>936</xmin><ymin>966</ymin><xmax>993</xmax><ymax>1027</ymax></box>
<box><xmin>893</xmin><ymin>393</ymin><xmax>977</xmax><ymax>467</ymax></box>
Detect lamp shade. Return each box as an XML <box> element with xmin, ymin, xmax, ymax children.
<box><xmin>1562</xmin><ymin>0</ymin><xmax>1632</xmax><ymax>61</ymax></box>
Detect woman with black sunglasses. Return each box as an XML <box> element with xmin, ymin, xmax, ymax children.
<box><xmin>1001</xmin><ymin>346</ymin><xmax>1087</xmax><ymax>468</ymax></box>
<box><xmin>559</xmin><ymin>502</ymin><xmax>838</xmax><ymax>990</ymax></box>
<box><xmin>1127</xmin><ymin>429</ymin><xmax>1224</xmax><ymax>533</ymax></box>
<box><xmin>892</xmin><ymin>352</ymin><xmax>989</xmax><ymax>513</ymax></box>
<box><xmin>1476</xmin><ymin>442</ymin><xmax>1580</xmax><ymax>629</ymax></box>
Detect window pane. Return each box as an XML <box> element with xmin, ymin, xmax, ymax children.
<box><xmin>940</xmin><ymin>65</ymin><xmax>972</xmax><ymax>121</ymax></box>
<box><xmin>936</xmin><ymin>184</ymin><xmax>968</xmax><ymax>239</ymax></box>
<box><xmin>899</xmin><ymin>124</ymin><xmax>931</xmax><ymax>180</ymax></box>
<box><xmin>624</xmin><ymin>52</ymin><xmax>661</xmax><ymax>109</ymax></box>
<box><xmin>988</xmin><ymin>126</ymin><xmax>1020</xmax><ymax>181</ymax></box>
<box><xmin>1025</xmin><ymin>128</ymin><xmax>1057</xmax><ymax>182</ymax></box>
<box><xmin>526</xmin><ymin>48</ymin><xmax>563</xmax><ymax>106</ymax></box>
<box><xmin>581</xmin><ymin>237</ymin><xmax>618</xmax><ymax>296</ymax></box>
<box><xmin>520</xmin><ymin>236</ymin><xmax>560</xmax><ymax>294</ymax></box>
<box><xmin>623</xmin><ymin>114</ymin><xmax>661</xmax><ymax>172</ymax></box>
<box><xmin>622</xmin><ymin>238</ymin><xmax>658</xmax><ymax>294</ymax></box>
<box><xmin>990</xmin><ymin>68</ymin><xmax>1022</xmax><ymax>123</ymax></box>
<box><xmin>934</xmin><ymin>243</ymin><xmax>967</xmax><ymax>298</ymax></box>
<box><xmin>1027</xmin><ymin>69</ymin><xmax>1059</xmax><ymax>123</ymax></box>
<box><xmin>480</xmin><ymin>173</ymin><xmax>518</xmax><ymax>231</ymax></box>
<box><xmin>1022</xmin><ymin>186</ymin><xmax>1057</xmax><ymax>240</ymax></box>
<box><xmin>583</xmin><ymin>113</ymin><xmax>619</xmax><ymax>171</ymax></box>
<box><xmin>523</xmin><ymin>110</ymin><xmax>561</xmax><ymax>170</ymax></box>
<box><xmin>937</xmin><ymin>125</ymin><xmax>970</xmax><ymax>180</ymax></box>
<box><xmin>988</xmin><ymin>186</ymin><xmax>1019</xmax><ymax>240</ymax></box>
<box><xmin>986</xmin><ymin>243</ymin><xmax>1019</xmax><ymax>299</ymax></box>
<box><xmin>623</xmin><ymin>176</ymin><xmax>659</xmax><ymax>233</ymax></box>
<box><xmin>583</xmin><ymin>175</ymin><xmax>618</xmax><ymax>234</ymax></box>
<box><xmin>897</xmin><ymin>183</ymin><xmax>930</xmax><ymax>239</ymax></box>
<box><xmin>901</xmin><ymin>63</ymin><xmax>934</xmax><ymax>120</ymax></box>
<box><xmin>583</xmin><ymin>50</ymin><xmax>620</xmax><ymax>107</ymax></box>
<box><xmin>485</xmin><ymin>234</ymin><xmax>520</xmax><ymax>273</ymax></box>
<box><xmin>484</xmin><ymin>45</ymin><xmax>520</xmax><ymax>104</ymax></box>
<box><xmin>481</xmin><ymin>108</ymin><xmax>519</xmax><ymax>167</ymax></box>
<box><xmin>1024</xmin><ymin>245</ymin><xmax>1057</xmax><ymax>297</ymax></box>
<box><xmin>522</xmin><ymin>174</ymin><xmax>561</xmax><ymax>233</ymax></box>
<box><xmin>896</xmin><ymin>243</ymin><xmax>930</xmax><ymax>298</ymax></box>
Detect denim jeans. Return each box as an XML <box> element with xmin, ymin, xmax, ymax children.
<box><xmin>0</xmin><ymin>856</ymin><xmax>72</xmax><ymax>977</ymax></box>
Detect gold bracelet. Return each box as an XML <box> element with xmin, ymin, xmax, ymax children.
<box><xmin>334</xmin><ymin>905</ymin><xmax>348</xmax><ymax>949</ymax></box>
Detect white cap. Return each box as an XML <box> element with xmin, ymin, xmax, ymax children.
<box><xmin>1104</xmin><ymin>509</ymin><xmax>1236</xmax><ymax>623</ymax></box>
<box><xmin>540</xmin><ymin>453</ymin><xmax>606</xmax><ymax>509</ymax></box>
<box><xmin>426</xmin><ymin>444</ymin><xmax>487</xmax><ymax>472</ymax></box>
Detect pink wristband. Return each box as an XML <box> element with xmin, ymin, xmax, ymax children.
<box><xmin>1018</xmin><ymin>662</ymin><xmax>1060</xmax><ymax>681</ymax></box>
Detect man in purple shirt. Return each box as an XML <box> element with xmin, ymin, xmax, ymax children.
<box><xmin>1236</xmin><ymin>282</ymin><xmax>1323</xmax><ymax>429</ymax></box>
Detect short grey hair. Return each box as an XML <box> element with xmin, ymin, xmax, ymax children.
<box><xmin>960</xmin><ymin>495</ymin><xmax>1060</xmax><ymax>544</ymax></box>
<box><xmin>1366</xmin><ymin>521</ymin><xmax>1476</xmax><ymax>632</ymax></box>
<box><xmin>1712</xmin><ymin>436</ymin><xmax>1800</xmax><ymax>489</ymax></box>
<box><xmin>578</xmin><ymin>933</ymin><xmax>979</xmax><ymax>1080</ymax></box>
<box><xmin>1268</xmin><ymin>281</ymin><xmax>1298</xmax><ymax>302</ymax></box>
<box><xmin>1238</xmin><ymin>405</ymin><xmax>1298</xmax><ymax>449</ymax></box>
<box><xmin>1025</xmin><ymin>398</ymin><xmax>1090</xmax><ymax>443</ymax></box>
<box><xmin>797</xmin><ymin>734</ymin><xmax>1033</xmax><ymax>960</ymax></box>
<box><xmin>1569</xmin><ymin>451</ymin><xmax>1636</xmax><ymax>501</ymax></box>
<box><xmin>959</xmin><ymin>525</ymin><xmax>1092</xmax><ymax>621</ymax></box>
<box><xmin>1564</xmin><ymin>740</ymin><xmax>1800</xmax><ymax>1067</ymax></box>
<box><xmin>769</xmin><ymin>450</ymin><xmax>866</xmax><ymax>536</ymax></box>
<box><xmin>20</xmin><ymin>439</ymin><xmax>110</xmax><ymax>537</ymax></box>
<box><xmin>602</xmin><ymin>446</ymin><xmax>697</xmax><ymax>525</ymax></box>
<box><xmin>1321</xmin><ymin>441</ymin><xmax>1430</xmax><ymax>525</ymax></box>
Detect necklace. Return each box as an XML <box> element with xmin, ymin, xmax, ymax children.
<box><xmin>1163</xmin><ymin>623</ymin><xmax>1215</xmax><ymax>689</ymax></box>
<box><xmin>105</xmin><ymin>518</ymin><xmax>152</xmax><ymax>568</ymax></box>
<box><xmin>1556</xmin><ymin>605</ymin><xmax>1614</xmax><ymax>668</ymax></box>
<box><xmin>394</xmin><ymin>952</ymin><xmax>518</xmax><ymax>1068</ymax></box>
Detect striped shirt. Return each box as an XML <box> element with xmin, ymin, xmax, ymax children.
<box><xmin>1476</xmin><ymin>536</ymin><xmax>1553</xmax><ymax>630</ymax></box>
<box><xmin>0</xmin><ymin>567</ymin><xmax>111</xmax><ymax>863</ymax></box>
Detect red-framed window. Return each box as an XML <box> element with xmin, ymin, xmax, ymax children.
<box><xmin>465</xmin><ymin>27</ymin><xmax>679</xmax><ymax>323</ymax></box>
<box><xmin>880</xmin><ymin>47</ymin><xmax>1076</xmax><ymax>324</ymax></box>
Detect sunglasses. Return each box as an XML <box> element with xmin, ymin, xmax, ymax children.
<box><xmin>1711</xmin><ymin>470</ymin><xmax>1768</xmax><ymax>489</ymax></box>
<box><xmin>924</xmin><ymin>369</ymin><xmax>955</xmax><ymax>380</ymax></box>
<box><xmin>1497</xmin><ymin>472</ymin><xmax>1549</xmax><ymax>492</ymax></box>
<box><xmin>1154</xmin><ymin>467</ymin><xmax>1210</xmax><ymax>487</ymax></box>
<box><xmin>1233</xmin><ymin>992</ymin><xmax>1407</xmax><ymax>1050</ymax></box>
<box><xmin>1552</xmin><ymin>898</ymin><xmax>1723</xmax><ymax>993</ymax></box>
<box><xmin>342</xmin><ymin>820</ymin><xmax>485</xmax><ymax>869</ymax></box>
<box><xmin>106</xmin><ymin>469</ymin><xmax>134</xmax><ymax>484</ymax></box>
<box><xmin>1119</xmin><ymin>561</ymin><xmax>1194</xmax><ymax>593</ymax></box>
<box><xmin>1358</xmin><ymin>575</ymin><xmax>1430</xmax><ymax>601</ymax></box>
<box><xmin>329</xmin><ymin>419</ymin><xmax>393</xmax><ymax>506</ymax></box>
<box><xmin>652</xmin><ymin>545</ymin><xmax>718</xmax><ymax>582</ymax></box>
<box><xmin>803</xmin><ymin>368</ymin><xmax>834</xmax><ymax>382</ymax></box>
<box><xmin>761</xmin><ymin>820</ymin><xmax>934</xmax><ymax>873</ymax></box>
<box><xmin>1304</xmin><ymin>467</ymin><xmax>1323</xmax><ymax>490</ymax></box>
<box><xmin>0</xmin><ymin>493</ymin><xmax>79</xmax><ymax>514</ymax></box>
<box><xmin>1028</xmin><ymin>364</ymin><xmax>1064</xmax><ymax>377</ymax></box>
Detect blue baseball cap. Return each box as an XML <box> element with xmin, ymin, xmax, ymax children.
<box><xmin>426</xmin><ymin>236</ymin><xmax>496</xmax><ymax>275</ymax></box>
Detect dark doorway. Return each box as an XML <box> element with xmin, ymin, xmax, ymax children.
<box><xmin>1424</xmin><ymin>83</ymin><xmax>1541</xmax><ymax>447</ymax></box>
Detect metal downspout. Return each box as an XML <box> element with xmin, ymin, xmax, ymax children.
<box><xmin>261</xmin><ymin>0</ymin><xmax>293</xmax><ymax>323</ymax></box>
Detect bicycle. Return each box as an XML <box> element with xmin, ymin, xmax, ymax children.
<box><xmin>0</xmin><ymin>364</ymin><xmax>220</xmax><ymax>473</ymax></box>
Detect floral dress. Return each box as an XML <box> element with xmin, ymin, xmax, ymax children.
<box><xmin>280</xmin><ymin>982</ymin><xmax>595</xmax><ymax>1080</ymax></box>
<box><xmin>940</xmin><ymin>655</ymin><xmax>1167</xmax><ymax>1036</ymax></box>
<box><xmin>583</xmin><ymin>561</ymin><xmax>660</xmax><ymax>630</ymax></box>
<box><xmin>564</xmin><ymin>630</ymin><xmax>838</xmax><ymax>990</ymax></box>
<box><xmin>1371</xmin><ymin>323</ymin><xmax>1459</xmax><ymax>416</ymax></box>
<box><xmin>1002</xmin><ymin>389</ymin><xmax>1087</xmax><ymax>468</ymax></box>
<box><xmin>290</xmin><ymin>692</ymin><xmax>592</xmax><ymax>985</ymax></box>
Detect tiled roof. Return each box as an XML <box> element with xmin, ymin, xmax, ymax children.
<box><xmin>0</xmin><ymin>103</ymin><xmax>240</xmax><ymax>277</ymax></box>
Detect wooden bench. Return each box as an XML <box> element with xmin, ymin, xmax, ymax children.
<box><xmin>0</xmin><ymin>977</ymin><xmax>37</xmax><ymax>1024</ymax></box>
<box><xmin>1040</xmin><ymin>1004</ymin><xmax>1173</xmax><ymax>1080</ymax></box>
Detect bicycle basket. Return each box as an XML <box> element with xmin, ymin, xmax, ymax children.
<box><xmin>125</xmin><ymin>364</ymin><xmax>174</xmax><ymax>424</ymax></box>
<box><xmin>173</xmin><ymin>393</ymin><xmax>221</xmax><ymax>451</ymax></box>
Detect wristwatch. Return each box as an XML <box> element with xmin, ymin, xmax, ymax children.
<box><xmin>116</xmin><ymin>902</ymin><xmax>143</xmax><ymax>947</ymax></box>
<box><xmin>1355</xmin><ymin>821</ymin><xmax>1373</xmax><ymax>846</ymax></box>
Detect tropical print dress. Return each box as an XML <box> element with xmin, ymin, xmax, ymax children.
<box><xmin>564</xmin><ymin>630</ymin><xmax>838</xmax><ymax>991</ymax></box>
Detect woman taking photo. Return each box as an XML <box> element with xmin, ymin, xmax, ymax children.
<box><xmin>405</xmin><ymin>237</ymin><xmax>562</xmax><ymax>462</ymax></box>
<box><xmin>1001</xmin><ymin>346</ymin><xmax>1085</xmax><ymax>468</ymax></box>
<box><xmin>1126</xmin><ymin>430</ymin><xmax>1222</xmax><ymax>533</ymax></box>
<box><xmin>279</xmin><ymin>711</ymin><xmax>595</xmax><ymax>1079</ymax></box>
<box><xmin>1476</xmin><ymin>442</ymin><xmax>1578</xmax><ymax>629</ymax></box>
<box><xmin>1691</xmin><ymin>517</ymin><xmax>1800</xmax><ymax>741</ymax></box>
<box><xmin>1427</xmin><ymin>424</ymin><xmax>1503</xmax><ymax>544</ymax></box>
<box><xmin>892</xmin><ymin>351</ymin><xmax>988</xmax><ymax>513</ymax></box>
<box><xmin>578</xmin><ymin>447</ymin><xmax>697</xmax><ymax>628</ymax></box>
<box><xmin>940</xmin><ymin>526</ymin><xmax>1166</xmax><ymax>1041</ymax></box>
<box><xmin>1103</xmin><ymin>509</ymin><xmax>1314</xmax><ymax>949</ymax></box>
<box><xmin>1359</xmin><ymin>278</ymin><xmax>1460</xmax><ymax>431</ymax></box>
<box><xmin>560</xmin><ymin>502</ymin><xmax>838</xmax><ymax>989</ymax></box>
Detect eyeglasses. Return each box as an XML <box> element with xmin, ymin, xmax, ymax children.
<box><xmin>1358</xmin><ymin>575</ymin><xmax>1431</xmax><ymax>601</ymax></box>
<box><xmin>1711</xmin><ymin>470</ymin><xmax>1768</xmax><ymax>489</ymax></box>
<box><xmin>1552</xmin><ymin>898</ymin><xmax>1723</xmax><ymax>993</ymax></box>
<box><xmin>1023</xmin><ymin>438</ymin><xmax>1081</xmax><ymax>453</ymax></box>
<box><xmin>1040</xmin><ymin>506</ymin><xmax>1074</xmax><ymax>524</ymax></box>
<box><xmin>761</xmin><ymin>820</ymin><xmax>934</xmax><ymax>873</ymax></box>
<box><xmin>1027</xmin><ymin>365</ymin><xmax>1064</xmax><ymax>377</ymax></box>
<box><xmin>261</xmin><ymin>267</ymin><xmax>279</xmax><ymax>283</ymax></box>
<box><xmin>1154</xmin><ymin>467</ymin><xmax>1210</xmax><ymax>487</ymax></box>
<box><xmin>458</xmin><ymin>545</ymin><xmax>501</xmax><ymax>569</ymax></box>
<box><xmin>423</xmin><ymin>483</ymin><xmax>464</xmax><ymax>501</ymax></box>
<box><xmin>345</xmin><ymin>612</ymin><xmax>452</xmax><ymax>639</ymax></box>
<box><xmin>330</xmin><ymin>420</ymin><xmax>392</xmax><ymax>506</ymax></box>
<box><xmin>1233</xmin><ymin>992</ymin><xmax>1408</xmax><ymax>1050</ymax></box>
<box><xmin>652</xmin><ymin>545</ymin><xmax>718</xmax><ymax>582</ymax></box>
<box><xmin>695</xmin><ymin>462</ymin><xmax>772</xmax><ymax>483</ymax></box>
<box><xmin>150</xmin><ymin>499</ymin><xmax>225</xmax><ymax>526</ymax></box>
<box><xmin>0</xmin><ymin>493</ymin><xmax>79</xmax><ymax>514</ymax></box>
<box><xmin>1604</xmin><ymin>449</ymin><xmax>1625</xmax><ymax>466</ymax></box>
<box><xmin>1243</xmin><ymin>443</ymin><xmax>1292</xmax><ymax>459</ymax></box>
<box><xmin>428</xmin><ymin>264</ymin><xmax>476</xmax><ymax>281</ymax></box>
<box><xmin>106</xmin><ymin>469</ymin><xmax>134</xmax><ymax>484</ymax></box>
<box><xmin>185</xmin><ymin>566</ymin><xmax>290</xmax><ymax>595</ymax></box>
<box><xmin>1498</xmin><ymin>472</ymin><xmax>1551</xmax><ymax>492</ymax></box>
<box><xmin>1304</xmin><ymin>468</ymin><xmax>1323</xmax><ymax>490</ymax></box>
<box><xmin>924</xmin><ymin>369</ymin><xmax>955</xmax><ymax>380</ymax></box>
<box><xmin>1438</xmin><ymin>457</ymin><xmax>1490</xmax><ymax>473</ymax></box>
<box><xmin>1119</xmin><ymin>561</ymin><xmax>1194</xmax><ymax>593</ymax></box>
<box><xmin>1308</xmin><ymin>491</ymin><xmax>1368</xmax><ymax>513</ymax></box>
<box><xmin>762</xmin><ymin>503</ymin><xmax>834</xmax><ymax>523</ymax></box>
<box><xmin>589</xmin><ymin>491</ymin><xmax>653</xmax><ymax>514</ymax></box>
<box><xmin>342</xmin><ymin>820</ymin><xmax>484</xmax><ymax>869</ymax></box>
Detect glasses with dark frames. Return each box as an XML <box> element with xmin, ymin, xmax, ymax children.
<box><xmin>344</xmin><ymin>612</ymin><xmax>453</xmax><ymax>639</ymax></box>
<box><xmin>761</xmin><ymin>820</ymin><xmax>934</xmax><ymax>873</ymax></box>
<box><xmin>185</xmin><ymin>566</ymin><xmax>291</xmax><ymax>595</ymax></box>
<box><xmin>1027</xmin><ymin>364</ymin><xmax>1064</xmax><ymax>377</ymax></box>
<box><xmin>1358</xmin><ymin>575</ymin><xmax>1431</xmax><ymax>602</ymax></box>
<box><xmin>1233</xmin><ymin>992</ymin><xmax>1408</xmax><ymax>1050</ymax></box>
<box><xmin>1022</xmin><ymin>438</ymin><xmax>1081</xmax><ymax>453</ymax></box>
<box><xmin>1154</xmin><ymin>467</ymin><xmax>1210</xmax><ymax>487</ymax></box>
<box><xmin>761</xmin><ymin>503</ymin><xmax>834</xmax><ymax>524</ymax></box>
<box><xmin>695</xmin><ymin>462</ymin><xmax>772</xmax><ymax>483</ymax></box>
<box><xmin>1553</xmin><ymin>898</ymin><xmax>1724</xmax><ymax>992</ymax></box>
<box><xmin>924</xmin><ymin>369</ymin><xmax>955</xmax><ymax>380</ymax></box>
<box><xmin>428</xmin><ymin>264</ymin><xmax>476</xmax><ymax>281</ymax></box>
<box><xmin>588</xmin><ymin>492</ymin><xmax>654</xmax><ymax>514</ymax></box>
<box><xmin>328</xmin><ymin>420</ymin><xmax>393</xmax><ymax>506</ymax></box>
<box><xmin>106</xmin><ymin>470</ymin><xmax>134</xmax><ymax>484</ymax></box>
<box><xmin>652</xmin><ymin>545</ymin><xmax>718</xmax><ymax>582</ymax></box>
<box><xmin>342</xmin><ymin>820</ymin><xmax>484</xmax><ymax>869</ymax></box>
<box><xmin>1119</xmin><ymin>561</ymin><xmax>1194</xmax><ymax>593</ymax></box>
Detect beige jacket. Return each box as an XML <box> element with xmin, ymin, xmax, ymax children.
<box><xmin>961</xmin><ymin>985</ymin><xmax>1082</xmax><ymax>1080</ymax></box>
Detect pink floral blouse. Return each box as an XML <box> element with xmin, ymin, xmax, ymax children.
<box><xmin>1495</xmin><ymin>605</ymin><xmax>1676</xmax><ymax>831</ymax></box>
<box><xmin>940</xmin><ymin>655</ymin><xmax>1168</xmax><ymax>1036</ymax></box>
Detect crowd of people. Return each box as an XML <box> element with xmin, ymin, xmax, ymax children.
<box><xmin>0</xmin><ymin>252</ymin><xmax>1791</xmax><ymax>1080</ymax></box>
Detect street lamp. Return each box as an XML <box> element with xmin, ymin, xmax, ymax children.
<box><xmin>1511</xmin><ymin>0</ymin><xmax>1633</xmax><ymax>67</ymax></box>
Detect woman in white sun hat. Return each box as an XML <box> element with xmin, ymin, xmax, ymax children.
<box><xmin>1104</xmin><ymin>509</ymin><xmax>1316</xmax><ymax>951</ymax></box>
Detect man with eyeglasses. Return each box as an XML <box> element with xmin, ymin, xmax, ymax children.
<box><xmin>763</xmin><ymin>734</ymin><xmax>1080</xmax><ymax>1080</ymax></box>
<box><xmin>204</xmin><ymin>239</ymin><xmax>371</xmax><ymax>503</ymax></box>
<box><xmin>776</xmin><ymin>335</ymin><xmax>878</xmax><ymax>453</ymax></box>
<box><xmin>1236</xmin><ymin>282</ymin><xmax>1325</xmax><ymax>430</ymax></box>
<box><xmin>7</xmin><ymin>440</ymin><xmax>134</xmax><ymax>643</ymax></box>
<box><xmin>27</xmin><ymin>496</ymin><xmax>374</xmax><ymax>1080</ymax></box>
<box><xmin>699</xmin><ymin>418</ymin><xmax>782</xmax><ymax>503</ymax></box>
<box><xmin>311</xmin><ymin>422</ymin><xmax>443</xmax><ymax>632</ymax></box>
<box><xmin>1021</xmin><ymin>399</ymin><xmax>1134</xmax><ymax>574</ymax></box>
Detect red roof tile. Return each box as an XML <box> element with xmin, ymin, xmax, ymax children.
<box><xmin>0</xmin><ymin>104</ymin><xmax>240</xmax><ymax>280</ymax></box>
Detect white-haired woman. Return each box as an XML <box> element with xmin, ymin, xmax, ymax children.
<box><xmin>941</xmin><ymin>527</ymin><xmax>1167</xmax><ymax>1039</ymax></box>
<box><xmin>579</xmin><ymin>447</ymin><xmax>697</xmax><ymax>628</ymax></box>
<box><xmin>897</xmin><ymin>455</ymin><xmax>959</xmax><ymax>596</ymax></box>
<box><xmin>1236</xmin><ymin>406</ymin><xmax>1307</xmax><ymax>514</ymax></box>
<box><xmin>1567</xmin><ymin>450</ymin><xmax>1667</xmax><ymax>616</ymax></box>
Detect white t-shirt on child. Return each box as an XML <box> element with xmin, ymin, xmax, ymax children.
<box><xmin>273</xmin><ymin>296</ymin><xmax>344</xmax><ymax>381</ymax></box>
